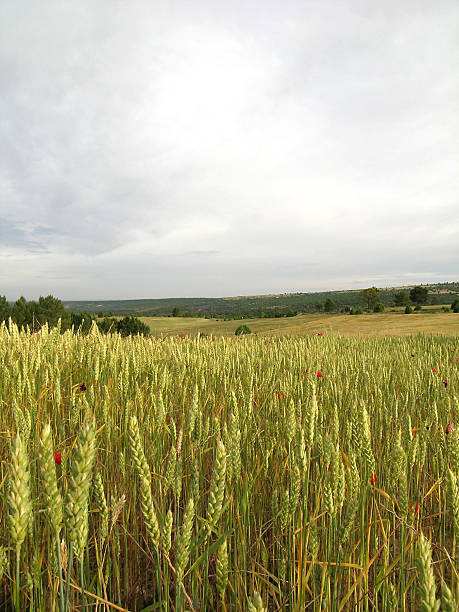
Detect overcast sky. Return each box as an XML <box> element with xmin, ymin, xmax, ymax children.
<box><xmin>1</xmin><ymin>0</ymin><xmax>458</xmax><ymax>300</ymax></box>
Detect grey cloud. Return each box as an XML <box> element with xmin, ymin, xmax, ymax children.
<box><xmin>0</xmin><ymin>219</ymin><xmax>51</xmax><ymax>253</ymax></box>
<box><xmin>188</xmin><ymin>250</ymin><xmax>220</xmax><ymax>256</ymax></box>
<box><xmin>0</xmin><ymin>0</ymin><xmax>457</xmax><ymax>299</ymax></box>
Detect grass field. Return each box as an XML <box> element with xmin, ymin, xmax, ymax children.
<box><xmin>141</xmin><ymin>311</ymin><xmax>459</xmax><ymax>337</ymax></box>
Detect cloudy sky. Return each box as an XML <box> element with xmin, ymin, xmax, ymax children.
<box><xmin>1</xmin><ymin>0</ymin><xmax>457</xmax><ymax>300</ymax></box>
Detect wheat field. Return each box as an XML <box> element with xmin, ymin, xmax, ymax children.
<box><xmin>0</xmin><ymin>321</ymin><xmax>458</xmax><ymax>611</ymax></box>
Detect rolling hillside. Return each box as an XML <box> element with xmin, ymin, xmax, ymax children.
<box><xmin>63</xmin><ymin>281</ymin><xmax>459</xmax><ymax>316</ymax></box>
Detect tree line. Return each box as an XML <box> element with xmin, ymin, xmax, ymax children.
<box><xmin>1</xmin><ymin>287</ymin><xmax>456</xmax><ymax>333</ymax></box>
<box><xmin>361</xmin><ymin>286</ymin><xmax>459</xmax><ymax>313</ymax></box>
<box><xmin>170</xmin><ymin>286</ymin><xmax>458</xmax><ymax>319</ymax></box>
<box><xmin>0</xmin><ymin>295</ymin><xmax>150</xmax><ymax>336</ymax></box>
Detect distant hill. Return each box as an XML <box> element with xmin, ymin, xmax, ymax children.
<box><xmin>63</xmin><ymin>281</ymin><xmax>459</xmax><ymax>317</ymax></box>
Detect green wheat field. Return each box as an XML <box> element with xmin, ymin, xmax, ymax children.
<box><xmin>0</xmin><ymin>321</ymin><xmax>458</xmax><ymax>611</ymax></box>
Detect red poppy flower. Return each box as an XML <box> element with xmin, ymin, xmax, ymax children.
<box><xmin>317</xmin><ymin>332</ymin><xmax>323</xmax><ymax>336</ymax></box>
<box><xmin>370</xmin><ymin>474</ymin><xmax>378</xmax><ymax>485</ymax></box>
<box><xmin>446</xmin><ymin>423</ymin><xmax>454</xmax><ymax>434</ymax></box>
<box><xmin>80</xmin><ymin>383</ymin><xmax>87</xmax><ymax>391</ymax></box>
<box><xmin>443</xmin><ymin>380</ymin><xmax>448</xmax><ymax>388</ymax></box>
<box><xmin>277</xmin><ymin>392</ymin><xmax>285</xmax><ymax>400</ymax></box>
<box><xmin>302</xmin><ymin>369</ymin><xmax>308</xmax><ymax>374</ymax></box>
<box><xmin>317</xmin><ymin>371</ymin><xmax>323</xmax><ymax>378</ymax></box>
<box><xmin>431</xmin><ymin>367</ymin><xmax>437</xmax><ymax>372</ymax></box>
<box><xmin>54</xmin><ymin>452</ymin><xmax>62</xmax><ymax>465</ymax></box>
<box><xmin>415</xmin><ymin>503</ymin><xmax>420</xmax><ymax>514</ymax></box>
<box><xmin>253</xmin><ymin>397</ymin><xmax>258</xmax><ymax>405</ymax></box>
<box><xmin>408</xmin><ymin>503</ymin><xmax>412</xmax><ymax>513</ymax></box>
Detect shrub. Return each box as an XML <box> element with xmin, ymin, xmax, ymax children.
<box><xmin>405</xmin><ymin>305</ymin><xmax>413</xmax><ymax>314</ymax></box>
<box><xmin>373</xmin><ymin>303</ymin><xmax>385</xmax><ymax>313</ymax></box>
<box><xmin>116</xmin><ymin>316</ymin><xmax>150</xmax><ymax>337</ymax></box>
<box><xmin>235</xmin><ymin>325</ymin><xmax>251</xmax><ymax>336</ymax></box>
<box><xmin>96</xmin><ymin>317</ymin><xmax>118</xmax><ymax>334</ymax></box>
<box><xmin>452</xmin><ymin>299</ymin><xmax>459</xmax><ymax>313</ymax></box>
<box><xmin>414</xmin><ymin>305</ymin><xmax>422</xmax><ymax>312</ymax></box>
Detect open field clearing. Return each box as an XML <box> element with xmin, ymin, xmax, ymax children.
<box><xmin>141</xmin><ymin>311</ymin><xmax>459</xmax><ymax>337</ymax></box>
<box><xmin>0</xmin><ymin>322</ymin><xmax>458</xmax><ymax>610</ymax></box>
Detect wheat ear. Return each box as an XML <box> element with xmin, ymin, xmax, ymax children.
<box><xmin>65</xmin><ymin>420</ymin><xmax>97</xmax><ymax>560</ymax></box>
<box><xmin>415</xmin><ymin>533</ymin><xmax>440</xmax><ymax>612</ymax></box>
<box><xmin>129</xmin><ymin>415</ymin><xmax>160</xmax><ymax>547</ymax></box>
<box><xmin>175</xmin><ymin>497</ymin><xmax>194</xmax><ymax>583</ymax></box>
<box><xmin>206</xmin><ymin>439</ymin><xmax>227</xmax><ymax>529</ymax></box>
<box><xmin>216</xmin><ymin>537</ymin><xmax>229</xmax><ymax>599</ymax></box>
<box><xmin>8</xmin><ymin>432</ymin><xmax>33</xmax><ymax>611</ymax></box>
<box><xmin>440</xmin><ymin>580</ymin><xmax>457</xmax><ymax>612</ymax></box>
<box><xmin>38</xmin><ymin>423</ymin><xmax>63</xmax><ymax>535</ymax></box>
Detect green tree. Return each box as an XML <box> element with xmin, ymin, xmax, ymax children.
<box><xmin>394</xmin><ymin>292</ymin><xmax>410</xmax><ymax>307</ymax></box>
<box><xmin>324</xmin><ymin>298</ymin><xmax>336</xmax><ymax>312</ymax></box>
<box><xmin>37</xmin><ymin>295</ymin><xmax>65</xmax><ymax>327</ymax></box>
<box><xmin>10</xmin><ymin>295</ymin><xmax>67</xmax><ymax>330</ymax></box>
<box><xmin>409</xmin><ymin>286</ymin><xmax>428</xmax><ymax>305</ymax></box>
<box><xmin>172</xmin><ymin>307</ymin><xmax>181</xmax><ymax>317</ymax></box>
<box><xmin>451</xmin><ymin>299</ymin><xmax>459</xmax><ymax>313</ymax></box>
<box><xmin>235</xmin><ymin>325</ymin><xmax>251</xmax><ymax>336</ymax></box>
<box><xmin>359</xmin><ymin>287</ymin><xmax>380</xmax><ymax>310</ymax></box>
<box><xmin>12</xmin><ymin>297</ymin><xmax>33</xmax><ymax>328</ymax></box>
<box><xmin>0</xmin><ymin>296</ymin><xmax>11</xmax><ymax>322</ymax></box>
<box><xmin>373</xmin><ymin>303</ymin><xmax>385</xmax><ymax>312</ymax></box>
<box><xmin>405</xmin><ymin>305</ymin><xmax>413</xmax><ymax>314</ymax></box>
